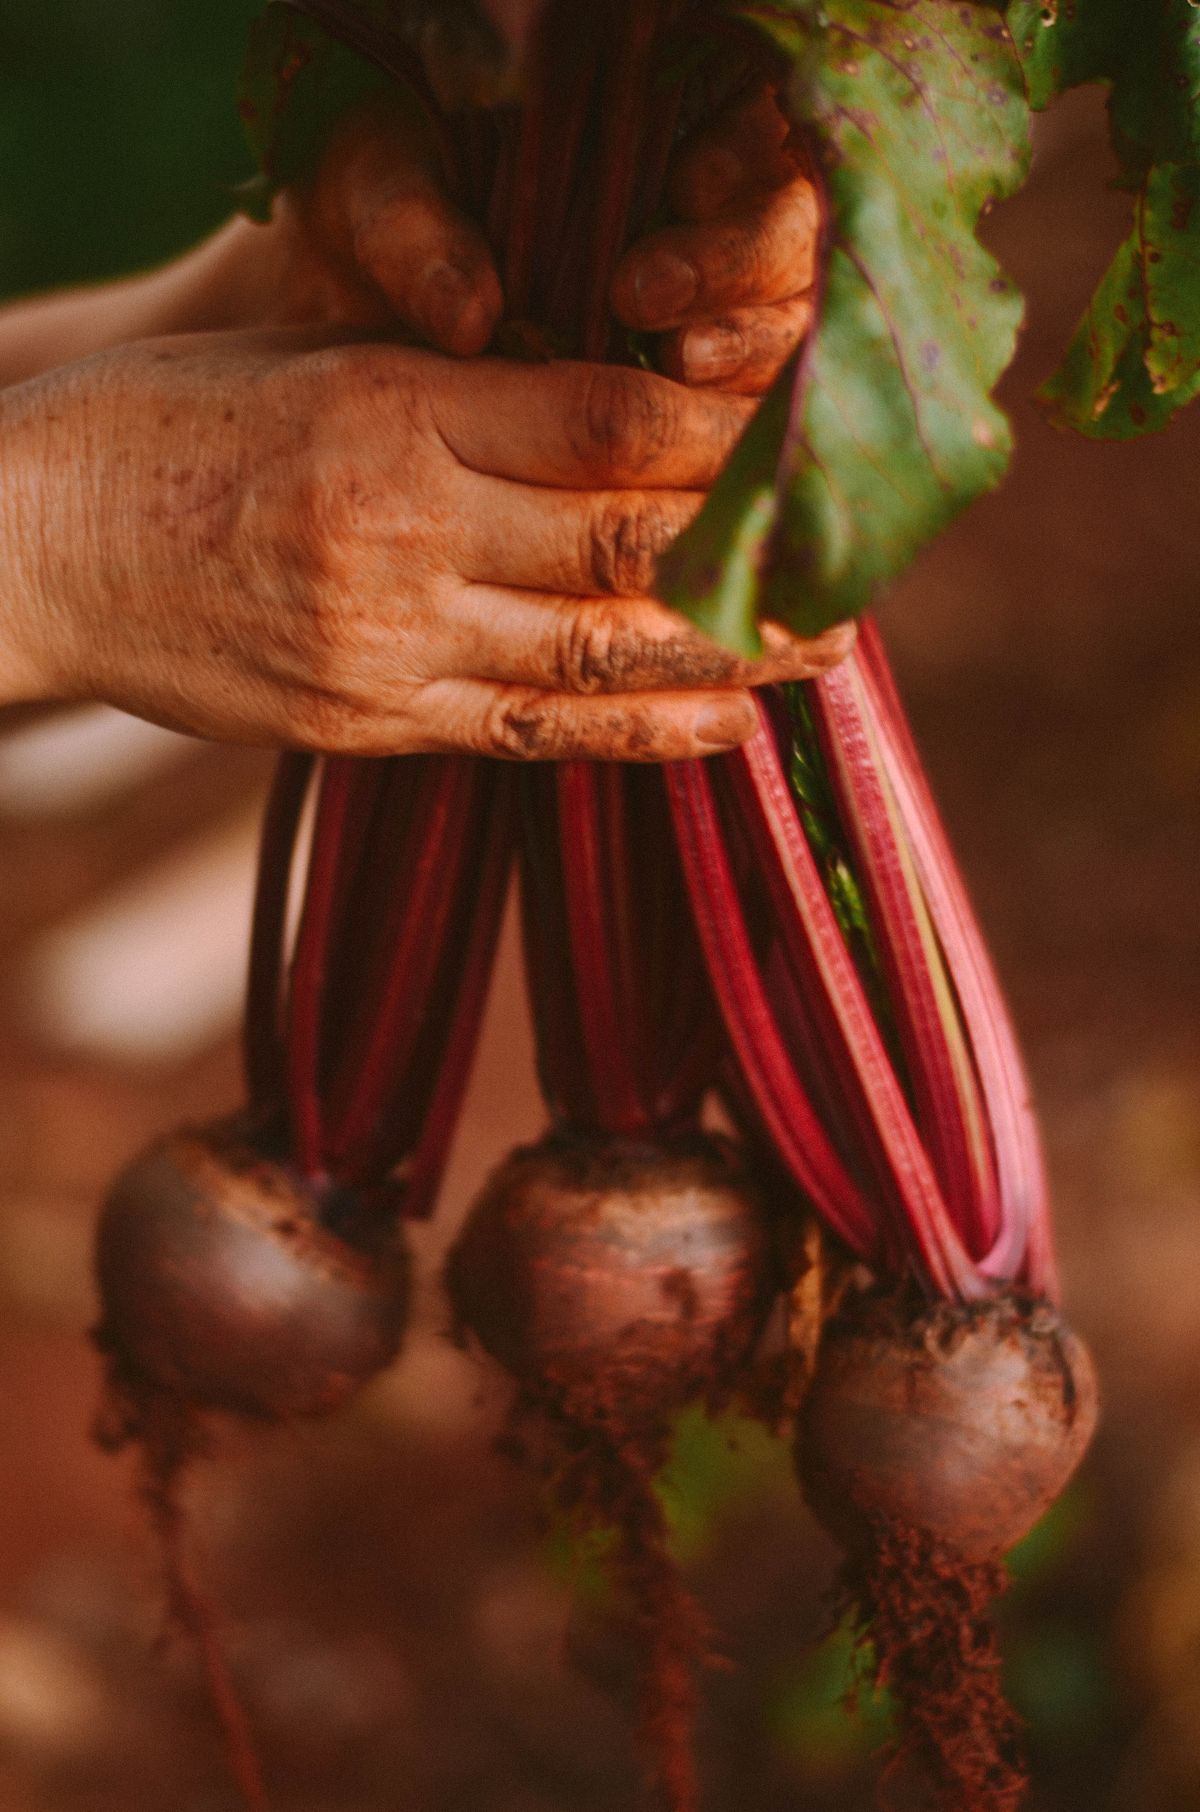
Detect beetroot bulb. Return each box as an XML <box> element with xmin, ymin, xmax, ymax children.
<box><xmin>92</xmin><ymin>754</ymin><xmax>513</xmax><ymax>1811</ymax></box>
<box><xmin>447</xmin><ymin>762</ymin><xmax>775</xmax><ymax>1812</ymax></box>
<box><xmin>665</xmin><ymin>630</ymin><xmax>1099</xmax><ymax>1811</ymax></box>
<box><xmin>94</xmin><ymin>1120</ymin><xmax>409</xmax><ymax>1428</ymax></box>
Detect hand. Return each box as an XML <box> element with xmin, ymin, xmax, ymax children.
<box><xmin>267</xmin><ymin>93</ymin><xmax>504</xmax><ymax>352</ymax></box>
<box><xmin>274</xmin><ymin>82</ymin><xmax>817</xmax><ymax>397</ymax></box>
<box><xmin>0</xmin><ymin>333</ymin><xmax>850</xmax><ymax>761</ymax></box>
<box><xmin>611</xmin><ymin>86</ymin><xmax>818</xmax><ymax>397</ymax></box>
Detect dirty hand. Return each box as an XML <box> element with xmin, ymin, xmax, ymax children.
<box><xmin>280</xmin><ymin>82</ymin><xmax>817</xmax><ymax>395</ymax></box>
<box><xmin>0</xmin><ymin>332</ymin><xmax>849</xmax><ymax>759</ymax></box>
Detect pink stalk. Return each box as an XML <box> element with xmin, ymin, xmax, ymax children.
<box><xmin>502</xmin><ymin>16</ymin><xmax>549</xmax><ymax>314</ymax></box>
<box><xmin>635</xmin><ymin>770</ymin><xmax>724</xmax><ymax>1128</ymax></box>
<box><xmin>244</xmin><ymin>753</ymin><xmax>314</xmax><ymax>1118</ymax></box>
<box><xmin>855</xmin><ymin>624</ymin><xmax>1056</xmax><ymax>1296</ymax></box>
<box><xmin>520</xmin><ymin>763</ymin><xmax>718</xmax><ymax>1138</ymax></box>
<box><xmin>716</xmin><ymin>716</ymin><xmax>982</xmax><ymax>1300</ymax></box>
<box><xmin>664</xmin><ymin>756</ymin><xmax>885</xmax><ymax>1264</ymax></box>
<box><xmin>348</xmin><ymin>764</ymin><xmax>513</xmax><ymax>1187</ymax></box>
<box><xmin>811</xmin><ymin>657</ymin><xmax>1002</xmax><ymax>1257</ymax></box>
<box><xmin>522</xmin><ymin>7</ymin><xmax>595</xmax><ymax>323</ymax></box>
<box><xmin>313</xmin><ymin>761</ymin><xmax>390</xmax><ymax>1095</ymax></box>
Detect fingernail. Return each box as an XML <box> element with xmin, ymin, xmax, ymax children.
<box><xmin>417</xmin><ymin>261</ymin><xmax>475</xmax><ymax>350</ymax></box>
<box><xmin>695</xmin><ymin>697</ymin><xmax>757</xmax><ymax>748</ymax></box>
<box><xmin>632</xmin><ymin>251</ymin><xmax>698</xmax><ymax>324</ymax></box>
<box><xmin>682</xmin><ymin>324</ymin><xmax>746</xmax><ymax>385</ymax></box>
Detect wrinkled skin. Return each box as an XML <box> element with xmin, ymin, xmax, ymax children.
<box><xmin>0</xmin><ymin>332</ymin><xmax>848</xmax><ymax>759</ymax></box>
<box><xmin>0</xmin><ymin>84</ymin><xmax>837</xmax><ymax>757</ymax></box>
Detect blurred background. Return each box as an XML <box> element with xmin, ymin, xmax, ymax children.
<box><xmin>0</xmin><ymin>5</ymin><xmax>1198</xmax><ymax>1809</ymax></box>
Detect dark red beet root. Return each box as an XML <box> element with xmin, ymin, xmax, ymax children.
<box><xmin>447</xmin><ymin>1132</ymin><xmax>773</xmax><ymax>1812</ymax></box>
<box><xmin>446</xmin><ymin>1132</ymin><xmax>771</xmax><ymax>1443</ymax></box>
<box><xmin>92</xmin><ymin>1120</ymin><xmax>410</xmax><ymax>1812</ymax></box>
<box><xmin>798</xmin><ymin>1291</ymin><xmax>1098</xmax><ymax>1564</ymax></box>
<box><xmin>797</xmin><ymin>1290</ymin><xmax>1099</xmax><ymax>1811</ymax></box>
<box><xmin>95</xmin><ymin>1123</ymin><xmax>409</xmax><ymax>1424</ymax></box>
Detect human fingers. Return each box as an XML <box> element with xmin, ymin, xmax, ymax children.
<box><xmin>658</xmin><ymin>294</ymin><xmax>815</xmax><ymax>395</ymax></box>
<box><xmin>401</xmin><ymin>678</ymin><xmax>758</xmax><ymax>762</ymax></box>
<box><xmin>308</xmin><ymin>96</ymin><xmax>502</xmax><ymax>353</ymax></box>
<box><xmin>454</xmin><ymin>479</ymin><xmax>702</xmax><ymax>595</ymax></box>
<box><xmin>431</xmin><ymin>586</ymin><xmax>858</xmax><ymax>695</ymax></box>
<box><xmin>609</xmin><ymin>171</ymin><xmax>819</xmax><ymax>333</ymax></box>
<box><xmin>428</xmin><ymin>356</ymin><xmax>753</xmax><ymax>489</ymax></box>
<box><xmin>437</xmin><ymin>474</ymin><xmax>855</xmax><ymax>685</ymax></box>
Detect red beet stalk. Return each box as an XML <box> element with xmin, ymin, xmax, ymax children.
<box><xmin>246</xmin><ymin>753</ymin><xmax>514</xmax><ymax>1204</ymax></box>
<box><xmin>667</xmin><ymin>630</ymin><xmax>1054</xmax><ymax>1304</ymax></box>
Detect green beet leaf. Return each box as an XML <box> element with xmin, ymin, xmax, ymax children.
<box><xmin>661</xmin><ymin>0</ymin><xmax>1029</xmax><ymax>651</ymax></box>
<box><xmin>1009</xmin><ymin>0</ymin><xmax>1200</xmax><ymax>437</ymax></box>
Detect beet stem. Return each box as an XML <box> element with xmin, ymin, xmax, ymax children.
<box><xmin>856</xmin><ymin>622</ymin><xmax>1056</xmax><ymax>1296</ymax></box>
<box><xmin>286</xmin><ymin>759</ymin><xmax>357</xmax><ymax>1179</ymax></box>
<box><xmin>518</xmin><ymin>768</ymin><xmax>598</xmax><ymax>1125</ymax></box>
<box><xmin>811</xmin><ymin>654</ymin><xmax>1002</xmax><ymax>1255</ymax></box>
<box><xmin>556</xmin><ymin>762</ymin><xmax>652</xmax><ymax>1132</ymax></box>
<box><xmin>726</xmin><ymin>707</ymin><xmax>983</xmax><ymax>1299</ymax></box>
<box><xmin>397</xmin><ymin>766</ymin><xmax>516</xmax><ymax>1217</ymax></box>
<box><xmin>244</xmin><ymin>753</ymin><xmax>314</xmax><ymax>1118</ymax></box>
<box><xmin>580</xmin><ymin>2</ymin><xmax>660</xmax><ymax>361</ymax></box>
<box><xmin>325</xmin><ymin>757</ymin><xmax>480</xmax><ymax>1175</ymax></box>
<box><xmin>664</xmin><ymin>755</ymin><xmax>882</xmax><ymax>1259</ymax></box>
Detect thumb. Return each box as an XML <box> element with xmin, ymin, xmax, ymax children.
<box><xmin>310</xmin><ymin>93</ymin><xmax>503</xmax><ymax>356</ymax></box>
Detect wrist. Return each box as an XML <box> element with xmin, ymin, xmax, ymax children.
<box><xmin>0</xmin><ymin>382</ymin><xmax>64</xmax><ymax>706</ymax></box>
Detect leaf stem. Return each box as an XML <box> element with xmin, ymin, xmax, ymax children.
<box><xmin>856</xmin><ymin>623</ymin><xmax>1056</xmax><ymax>1297</ymax></box>
<box><xmin>285</xmin><ymin>758</ymin><xmax>356</xmax><ymax>1180</ymax></box>
<box><xmin>244</xmin><ymin>753</ymin><xmax>313</xmax><ymax>1119</ymax></box>
<box><xmin>665</xmin><ymin>752</ymin><xmax>884</xmax><ymax>1264</ymax></box>
<box><xmin>811</xmin><ymin>654</ymin><xmax>1002</xmax><ymax>1258</ymax></box>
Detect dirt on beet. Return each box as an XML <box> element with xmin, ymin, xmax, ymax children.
<box><xmin>841</xmin><ymin>1517</ymin><xmax>1027</xmax><ymax>1812</ymax></box>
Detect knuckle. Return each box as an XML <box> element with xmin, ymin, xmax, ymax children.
<box><xmin>585</xmin><ymin>498</ymin><xmax>667</xmax><ymax>597</ymax></box>
<box><xmin>555</xmin><ymin>606</ymin><xmax>618</xmax><ymax>695</ymax></box>
<box><xmin>575</xmin><ymin>366</ymin><xmax>674</xmax><ymax>477</ymax></box>
<box><xmin>482</xmin><ymin>688</ymin><xmax>563</xmax><ymax>760</ymax></box>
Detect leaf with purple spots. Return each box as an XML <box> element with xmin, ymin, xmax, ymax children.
<box><xmin>661</xmin><ymin>0</ymin><xmax>1030</xmax><ymax>651</ymax></box>
<box><xmin>1009</xmin><ymin>0</ymin><xmax>1200</xmax><ymax>436</ymax></box>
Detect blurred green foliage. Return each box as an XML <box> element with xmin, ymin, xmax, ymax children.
<box><xmin>766</xmin><ymin>1618</ymin><xmax>894</xmax><ymax>1779</ymax></box>
<box><xmin>658</xmin><ymin>1406</ymin><xmax>792</xmax><ymax>1567</ymax></box>
<box><xmin>0</xmin><ymin>0</ymin><xmax>262</xmax><ymax>301</ymax></box>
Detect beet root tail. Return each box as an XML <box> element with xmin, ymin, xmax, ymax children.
<box><xmin>846</xmin><ymin>1518</ymin><xmax>1026</xmax><ymax>1812</ymax></box>
<box><xmin>616</xmin><ymin>1484</ymin><xmax>710</xmax><ymax>1812</ymax></box>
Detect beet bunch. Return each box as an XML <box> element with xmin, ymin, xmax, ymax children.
<box><xmin>92</xmin><ymin>5</ymin><xmax>1098</xmax><ymax>1809</ymax></box>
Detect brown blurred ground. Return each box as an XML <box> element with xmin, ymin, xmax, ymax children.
<box><xmin>0</xmin><ymin>90</ymin><xmax>1197</xmax><ymax>1812</ymax></box>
